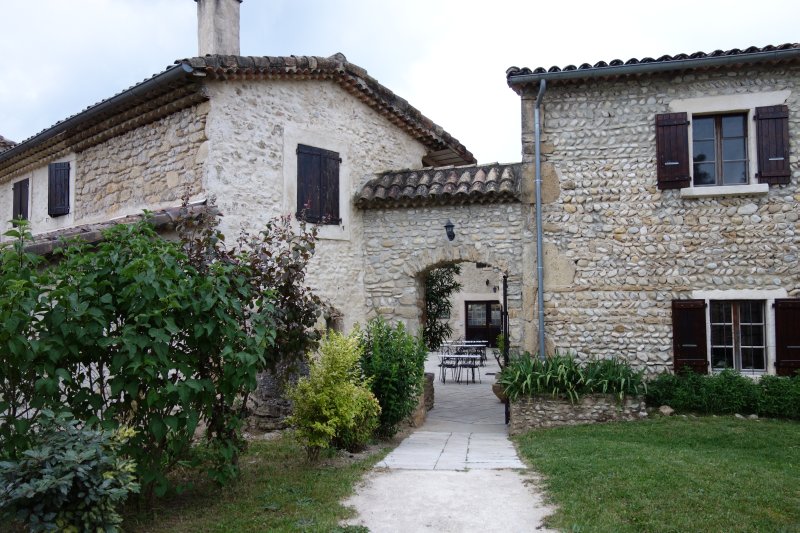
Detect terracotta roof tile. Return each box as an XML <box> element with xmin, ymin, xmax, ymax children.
<box><xmin>357</xmin><ymin>163</ymin><xmax>522</xmax><ymax>208</ymax></box>
<box><xmin>507</xmin><ymin>43</ymin><xmax>800</xmax><ymax>86</ymax></box>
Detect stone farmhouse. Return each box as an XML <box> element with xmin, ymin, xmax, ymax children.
<box><xmin>507</xmin><ymin>44</ymin><xmax>800</xmax><ymax>376</ymax></box>
<box><xmin>0</xmin><ymin>0</ymin><xmax>798</xmax><ymax>377</ymax></box>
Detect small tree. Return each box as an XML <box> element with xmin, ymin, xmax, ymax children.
<box><xmin>361</xmin><ymin>317</ymin><xmax>427</xmax><ymax>438</ymax></box>
<box><xmin>423</xmin><ymin>264</ymin><xmax>462</xmax><ymax>350</ymax></box>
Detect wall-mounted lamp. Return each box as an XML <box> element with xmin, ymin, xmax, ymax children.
<box><xmin>444</xmin><ymin>219</ymin><xmax>455</xmax><ymax>241</ymax></box>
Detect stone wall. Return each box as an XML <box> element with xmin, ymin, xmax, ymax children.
<box><xmin>203</xmin><ymin>79</ymin><xmax>428</xmax><ymax>331</ymax></box>
<box><xmin>520</xmin><ymin>65</ymin><xmax>800</xmax><ymax>373</ymax></box>
<box><xmin>361</xmin><ymin>202</ymin><xmax>535</xmax><ymax>347</ymax></box>
<box><xmin>509</xmin><ymin>394</ymin><xmax>647</xmax><ymax>435</ymax></box>
<box><xmin>76</xmin><ymin>105</ymin><xmax>207</xmax><ymax>225</ymax></box>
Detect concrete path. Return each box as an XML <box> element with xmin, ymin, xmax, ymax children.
<box><xmin>343</xmin><ymin>353</ymin><xmax>555</xmax><ymax>532</ymax></box>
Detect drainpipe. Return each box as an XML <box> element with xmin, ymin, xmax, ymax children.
<box><xmin>534</xmin><ymin>79</ymin><xmax>547</xmax><ymax>359</ymax></box>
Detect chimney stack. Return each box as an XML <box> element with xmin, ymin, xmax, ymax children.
<box><xmin>195</xmin><ymin>0</ymin><xmax>242</xmax><ymax>56</ymax></box>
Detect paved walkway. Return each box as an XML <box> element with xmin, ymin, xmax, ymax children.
<box><xmin>343</xmin><ymin>352</ymin><xmax>554</xmax><ymax>532</ymax></box>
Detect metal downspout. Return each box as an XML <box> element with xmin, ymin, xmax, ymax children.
<box><xmin>534</xmin><ymin>79</ymin><xmax>547</xmax><ymax>358</ymax></box>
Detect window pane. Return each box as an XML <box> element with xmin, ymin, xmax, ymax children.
<box><xmin>467</xmin><ymin>304</ymin><xmax>486</xmax><ymax>326</ymax></box>
<box><xmin>693</xmin><ymin>140</ymin><xmax>715</xmax><ymax>163</ymax></box>
<box><xmin>740</xmin><ymin>348</ymin><xmax>765</xmax><ymax>371</ymax></box>
<box><xmin>721</xmin><ymin>115</ymin><xmax>745</xmax><ymax>137</ymax></box>
<box><xmin>693</xmin><ymin>117</ymin><xmax>715</xmax><ymax>140</ymax></box>
<box><xmin>722</xmin><ymin>162</ymin><xmax>747</xmax><ymax>185</ymax></box>
<box><xmin>712</xmin><ymin>347</ymin><xmax>733</xmax><ymax>369</ymax></box>
<box><xmin>722</xmin><ymin>138</ymin><xmax>746</xmax><ymax>161</ymax></box>
<box><xmin>694</xmin><ymin>163</ymin><xmax>716</xmax><ymax>185</ymax></box>
<box><xmin>743</xmin><ymin>301</ymin><xmax>763</xmax><ymax>323</ymax></box>
<box><xmin>711</xmin><ymin>301</ymin><xmax>731</xmax><ymax>323</ymax></box>
<box><xmin>490</xmin><ymin>304</ymin><xmax>501</xmax><ymax>326</ymax></box>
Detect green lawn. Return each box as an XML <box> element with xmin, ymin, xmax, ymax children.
<box><xmin>515</xmin><ymin>417</ymin><xmax>800</xmax><ymax>533</ymax></box>
<box><xmin>122</xmin><ymin>434</ymin><xmax>384</xmax><ymax>533</ymax></box>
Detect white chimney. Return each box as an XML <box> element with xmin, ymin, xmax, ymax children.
<box><xmin>195</xmin><ymin>0</ymin><xmax>242</xmax><ymax>56</ymax></box>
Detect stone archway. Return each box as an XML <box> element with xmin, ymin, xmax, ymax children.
<box><xmin>360</xmin><ymin>202</ymin><xmax>534</xmax><ymax>348</ymax></box>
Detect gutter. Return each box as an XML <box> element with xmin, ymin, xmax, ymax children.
<box><xmin>534</xmin><ymin>79</ymin><xmax>546</xmax><ymax>358</ymax></box>
<box><xmin>507</xmin><ymin>48</ymin><xmax>800</xmax><ymax>87</ymax></box>
<box><xmin>0</xmin><ymin>62</ymin><xmax>200</xmax><ymax>166</ymax></box>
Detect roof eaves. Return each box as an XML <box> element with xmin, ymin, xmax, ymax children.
<box><xmin>506</xmin><ymin>44</ymin><xmax>800</xmax><ymax>89</ymax></box>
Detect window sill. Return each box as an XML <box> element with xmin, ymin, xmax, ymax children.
<box><xmin>679</xmin><ymin>183</ymin><xmax>769</xmax><ymax>199</ymax></box>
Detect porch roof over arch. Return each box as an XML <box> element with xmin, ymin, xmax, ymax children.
<box><xmin>356</xmin><ymin>162</ymin><xmax>522</xmax><ymax>209</ymax></box>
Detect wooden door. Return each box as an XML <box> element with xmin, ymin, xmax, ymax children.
<box><xmin>465</xmin><ymin>301</ymin><xmax>502</xmax><ymax>347</ymax></box>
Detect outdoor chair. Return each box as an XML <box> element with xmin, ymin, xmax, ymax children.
<box><xmin>459</xmin><ymin>357</ymin><xmax>481</xmax><ymax>384</ymax></box>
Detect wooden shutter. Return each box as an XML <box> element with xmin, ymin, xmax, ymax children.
<box><xmin>755</xmin><ymin>105</ymin><xmax>791</xmax><ymax>185</ymax></box>
<box><xmin>671</xmin><ymin>299</ymin><xmax>708</xmax><ymax>374</ymax></box>
<box><xmin>296</xmin><ymin>145</ymin><xmax>340</xmax><ymax>225</ymax></box>
<box><xmin>774</xmin><ymin>299</ymin><xmax>800</xmax><ymax>376</ymax></box>
<box><xmin>655</xmin><ymin>113</ymin><xmax>690</xmax><ymax>190</ymax></box>
<box><xmin>12</xmin><ymin>178</ymin><xmax>29</xmax><ymax>220</ymax></box>
<box><xmin>48</xmin><ymin>162</ymin><xmax>70</xmax><ymax>217</ymax></box>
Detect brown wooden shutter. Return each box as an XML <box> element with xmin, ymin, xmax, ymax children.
<box><xmin>655</xmin><ymin>113</ymin><xmax>690</xmax><ymax>190</ymax></box>
<box><xmin>296</xmin><ymin>145</ymin><xmax>340</xmax><ymax>225</ymax></box>
<box><xmin>755</xmin><ymin>105</ymin><xmax>791</xmax><ymax>185</ymax></box>
<box><xmin>48</xmin><ymin>162</ymin><xmax>70</xmax><ymax>217</ymax></box>
<box><xmin>671</xmin><ymin>299</ymin><xmax>708</xmax><ymax>374</ymax></box>
<box><xmin>774</xmin><ymin>299</ymin><xmax>800</xmax><ymax>376</ymax></box>
<box><xmin>12</xmin><ymin>178</ymin><xmax>29</xmax><ymax>220</ymax></box>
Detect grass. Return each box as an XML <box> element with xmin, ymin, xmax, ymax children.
<box><xmin>122</xmin><ymin>433</ymin><xmax>385</xmax><ymax>533</ymax></box>
<box><xmin>516</xmin><ymin>416</ymin><xmax>800</xmax><ymax>533</ymax></box>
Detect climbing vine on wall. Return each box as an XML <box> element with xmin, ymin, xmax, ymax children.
<box><xmin>422</xmin><ymin>264</ymin><xmax>462</xmax><ymax>350</ymax></box>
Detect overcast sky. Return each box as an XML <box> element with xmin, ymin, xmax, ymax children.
<box><xmin>1</xmin><ymin>0</ymin><xmax>798</xmax><ymax>164</ymax></box>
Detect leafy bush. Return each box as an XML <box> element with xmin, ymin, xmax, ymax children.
<box><xmin>497</xmin><ymin>352</ymin><xmax>645</xmax><ymax>402</ymax></box>
<box><xmin>646</xmin><ymin>370</ymin><xmax>800</xmax><ymax>419</ymax></box>
<box><xmin>0</xmin><ymin>206</ymin><xmax>322</xmax><ymax>500</ymax></box>
<box><xmin>422</xmin><ymin>264</ymin><xmax>461</xmax><ymax>350</ymax></box>
<box><xmin>361</xmin><ymin>317</ymin><xmax>427</xmax><ymax>437</ymax></box>
<box><xmin>287</xmin><ymin>331</ymin><xmax>380</xmax><ymax>460</ymax></box>
<box><xmin>0</xmin><ymin>411</ymin><xmax>139</xmax><ymax>532</ymax></box>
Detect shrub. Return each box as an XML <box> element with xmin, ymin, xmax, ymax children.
<box><xmin>497</xmin><ymin>352</ymin><xmax>645</xmax><ymax>402</ymax></box>
<box><xmin>287</xmin><ymin>331</ymin><xmax>380</xmax><ymax>460</ymax></box>
<box><xmin>646</xmin><ymin>370</ymin><xmax>800</xmax><ymax>419</ymax></box>
<box><xmin>0</xmin><ymin>411</ymin><xmax>139</xmax><ymax>532</ymax></box>
<box><xmin>361</xmin><ymin>317</ymin><xmax>427</xmax><ymax>437</ymax></box>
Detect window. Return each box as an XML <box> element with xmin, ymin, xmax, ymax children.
<box><xmin>656</xmin><ymin>104</ymin><xmax>790</xmax><ymax>190</ymax></box>
<box><xmin>48</xmin><ymin>162</ymin><xmax>70</xmax><ymax>217</ymax></box>
<box><xmin>296</xmin><ymin>144</ymin><xmax>340</xmax><ymax>225</ymax></box>
<box><xmin>672</xmin><ymin>296</ymin><xmax>799</xmax><ymax>375</ymax></box>
<box><xmin>692</xmin><ymin>114</ymin><xmax>748</xmax><ymax>186</ymax></box>
<box><xmin>709</xmin><ymin>301</ymin><xmax>765</xmax><ymax>371</ymax></box>
<box><xmin>12</xmin><ymin>178</ymin><xmax>29</xmax><ymax>220</ymax></box>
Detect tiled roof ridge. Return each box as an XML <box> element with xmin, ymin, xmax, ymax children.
<box><xmin>180</xmin><ymin>53</ymin><xmax>475</xmax><ymax>165</ymax></box>
<box><xmin>507</xmin><ymin>43</ymin><xmax>800</xmax><ymax>82</ymax></box>
<box><xmin>357</xmin><ymin>162</ymin><xmax>522</xmax><ymax>209</ymax></box>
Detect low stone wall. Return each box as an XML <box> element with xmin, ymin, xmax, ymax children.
<box><xmin>509</xmin><ymin>394</ymin><xmax>647</xmax><ymax>435</ymax></box>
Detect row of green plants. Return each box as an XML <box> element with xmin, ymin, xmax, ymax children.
<box><xmin>288</xmin><ymin>317</ymin><xmax>427</xmax><ymax>460</ymax></box>
<box><xmin>646</xmin><ymin>369</ymin><xmax>800</xmax><ymax>419</ymax></box>
<box><xmin>1</xmin><ymin>203</ymin><xmax>323</xmax><ymax>531</ymax></box>
<box><xmin>497</xmin><ymin>352</ymin><xmax>646</xmax><ymax>402</ymax></box>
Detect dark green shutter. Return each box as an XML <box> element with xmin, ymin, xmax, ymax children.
<box><xmin>755</xmin><ymin>105</ymin><xmax>791</xmax><ymax>185</ymax></box>
<box><xmin>12</xmin><ymin>178</ymin><xmax>29</xmax><ymax>220</ymax></box>
<box><xmin>774</xmin><ymin>299</ymin><xmax>800</xmax><ymax>376</ymax></box>
<box><xmin>48</xmin><ymin>162</ymin><xmax>70</xmax><ymax>217</ymax></box>
<box><xmin>672</xmin><ymin>299</ymin><xmax>708</xmax><ymax>374</ymax></box>
<box><xmin>296</xmin><ymin>145</ymin><xmax>340</xmax><ymax>225</ymax></box>
<box><xmin>656</xmin><ymin>113</ymin><xmax>690</xmax><ymax>190</ymax></box>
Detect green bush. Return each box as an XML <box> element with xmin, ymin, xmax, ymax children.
<box><xmin>361</xmin><ymin>317</ymin><xmax>427</xmax><ymax>437</ymax></box>
<box><xmin>422</xmin><ymin>264</ymin><xmax>461</xmax><ymax>350</ymax></box>
<box><xmin>0</xmin><ymin>207</ymin><xmax>322</xmax><ymax>500</ymax></box>
<box><xmin>497</xmin><ymin>352</ymin><xmax>645</xmax><ymax>402</ymax></box>
<box><xmin>287</xmin><ymin>331</ymin><xmax>380</xmax><ymax>460</ymax></box>
<box><xmin>646</xmin><ymin>370</ymin><xmax>800</xmax><ymax>419</ymax></box>
<box><xmin>0</xmin><ymin>411</ymin><xmax>139</xmax><ymax>532</ymax></box>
